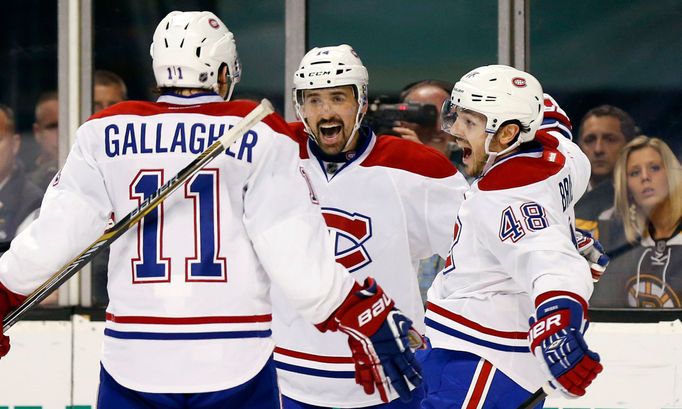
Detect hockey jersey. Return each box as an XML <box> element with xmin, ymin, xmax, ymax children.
<box><xmin>426</xmin><ymin>128</ymin><xmax>594</xmax><ymax>392</ymax></box>
<box><xmin>0</xmin><ymin>94</ymin><xmax>355</xmax><ymax>393</ymax></box>
<box><xmin>272</xmin><ymin>124</ymin><xmax>469</xmax><ymax>407</ymax></box>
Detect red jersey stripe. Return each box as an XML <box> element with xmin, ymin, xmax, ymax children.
<box><xmin>465</xmin><ymin>360</ymin><xmax>494</xmax><ymax>409</ymax></box>
<box><xmin>106</xmin><ymin>312</ymin><xmax>272</xmax><ymax>324</ymax></box>
<box><xmin>427</xmin><ymin>302</ymin><xmax>527</xmax><ymax>339</ymax></box>
<box><xmin>274</xmin><ymin>346</ymin><xmax>354</xmax><ymax>364</ymax></box>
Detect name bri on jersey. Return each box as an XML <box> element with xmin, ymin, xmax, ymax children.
<box><xmin>104</xmin><ymin>121</ymin><xmax>257</xmax><ymax>162</ymax></box>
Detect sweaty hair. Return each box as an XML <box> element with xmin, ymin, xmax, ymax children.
<box><xmin>94</xmin><ymin>70</ymin><xmax>128</xmax><ymax>99</ymax></box>
<box><xmin>399</xmin><ymin>79</ymin><xmax>454</xmax><ymax>102</ymax></box>
<box><xmin>0</xmin><ymin>104</ymin><xmax>16</xmax><ymax>134</ymax></box>
<box><xmin>579</xmin><ymin>105</ymin><xmax>638</xmax><ymax>142</ymax></box>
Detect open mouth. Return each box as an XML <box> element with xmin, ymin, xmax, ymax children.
<box><xmin>319</xmin><ymin>124</ymin><xmax>343</xmax><ymax>139</ymax></box>
<box><xmin>461</xmin><ymin>146</ymin><xmax>472</xmax><ymax>160</ymax></box>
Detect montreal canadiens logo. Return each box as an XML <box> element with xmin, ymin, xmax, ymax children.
<box><xmin>208</xmin><ymin>18</ymin><xmax>220</xmax><ymax>29</ymax></box>
<box><xmin>512</xmin><ymin>77</ymin><xmax>527</xmax><ymax>87</ymax></box>
<box><xmin>321</xmin><ymin>208</ymin><xmax>372</xmax><ymax>272</ymax></box>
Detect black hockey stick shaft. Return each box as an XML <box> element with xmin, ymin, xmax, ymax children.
<box><xmin>2</xmin><ymin>99</ymin><xmax>274</xmax><ymax>331</ymax></box>
<box><xmin>516</xmin><ymin>387</ymin><xmax>547</xmax><ymax>409</ymax></box>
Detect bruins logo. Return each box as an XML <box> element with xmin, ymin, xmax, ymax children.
<box><xmin>626</xmin><ymin>274</ymin><xmax>681</xmax><ymax>308</ymax></box>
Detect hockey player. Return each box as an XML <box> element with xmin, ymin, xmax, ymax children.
<box><xmin>422</xmin><ymin>65</ymin><xmax>603</xmax><ymax>408</ymax></box>
<box><xmin>271</xmin><ymin>45</ymin><xmax>469</xmax><ymax>409</ymax></box>
<box><xmin>0</xmin><ymin>12</ymin><xmax>421</xmax><ymax>409</ymax></box>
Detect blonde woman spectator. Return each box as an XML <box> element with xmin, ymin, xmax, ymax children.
<box><xmin>591</xmin><ymin>136</ymin><xmax>682</xmax><ymax>308</ymax></box>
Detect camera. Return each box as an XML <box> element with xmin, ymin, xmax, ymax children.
<box><xmin>363</xmin><ymin>97</ymin><xmax>438</xmax><ymax>136</ymax></box>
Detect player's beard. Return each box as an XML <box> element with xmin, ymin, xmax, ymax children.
<box><xmin>455</xmin><ymin>136</ymin><xmax>486</xmax><ymax>178</ymax></box>
<box><xmin>315</xmin><ymin>117</ymin><xmax>351</xmax><ymax>155</ymax></box>
<box><xmin>466</xmin><ymin>151</ymin><xmax>489</xmax><ymax>177</ymax></box>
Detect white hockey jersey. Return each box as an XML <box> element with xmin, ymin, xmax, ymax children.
<box><xmin>272</xmin><ymin>123</ymin><xmax>469</xmax><ymax>407</ymax></box>
<box><xmin>426</xmin><ymin>129</ymin><xmax>594</xmax><ymax>392</ymax></box>
<box><xmin>0</xmin><ymin>94</ymin><xmax>355</xmax><ymax>393</ymax></box>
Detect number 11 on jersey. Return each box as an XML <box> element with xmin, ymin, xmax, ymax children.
<box><xmin>130</xmin><ymin>168</ymin><xmax>227</xmax><ymax>284</ymax></box>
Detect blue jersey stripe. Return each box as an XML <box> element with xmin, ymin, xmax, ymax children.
<box><xmin>425</xmin><ymin>318</ymin><xmax>530</xmax><ymax>353</ymax></box>
<box><xmin>104</xmin><ymin>328</ymin><xmax>271</xmax><ymax>340</ymax></box>
<box><xmin>274</xmin><ymin>361</ymin><xmax>355</xmax><ymax>378</ymax></box>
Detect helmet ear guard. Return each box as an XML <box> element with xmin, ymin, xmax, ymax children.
<box><xmin>150</xmin><ymin>11</ymin><xmax>241</xmax><ymax>99</ymax></box>
<box><xmin>292</xmin><ymin>44</ymin><xmax>369</xmax><ymax>150</ymax></box>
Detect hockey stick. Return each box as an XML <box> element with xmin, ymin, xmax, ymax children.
<box><xmin>516</xmin><ymin>384</ymin><xmax>550</xmax><ymax>409</ymax></box>
<box><xmin>2</xmin><ymin>99</ymin><xmax>275</xmax><ymax>332</ymax></box>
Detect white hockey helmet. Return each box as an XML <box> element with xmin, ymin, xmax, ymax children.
<box><xmin>442</xmin><ymin>65</ymin><xmax>544</xmax><ymax>170</ymax></box>
<box><xmin>293</xmin><ymin>44</ymin><xmax>369</xmax><ymax>150</ymax></box>
<box><xmin>150</xmin><ymin>11</ymin><xmax>241</xmax><ymax>99</ymax></box>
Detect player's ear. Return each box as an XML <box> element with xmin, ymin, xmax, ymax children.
<box><xmin>498</xmin><ymin>123</ymin><xmax>520</xmax><ymax>147</ymax></box>
<box><xmin>217</xmin><ymin>63</ymin><xmax>229</xmax><ymax>98</ymax></box>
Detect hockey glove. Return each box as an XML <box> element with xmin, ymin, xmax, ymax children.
<box><xmin>0</xmin><ymin>323</ymin><xmax>9</xmax><ymax>358</ymax></box>
<box><xmin>575</xmin><ymin>228</ymin><xmax>609</xmax><ymax>282</ymax></box>
<box><xmin>0</xmin><ymin>282</ymin><xmax>27</xmax><ymax>359</ymax></box>
<box><xmin>316</xmin><ymin>277</ymin><xmax>422</xmax><ymax>403</ymax></box>
<box><xmin>528</xmin><ymin>295</ymin><xmax>603</xmax><ymax>398</ymax></box>
<box><xmin>541</xmin><ymin>94</ymin><xmax>573</xmax><ymax>140</ymax></box>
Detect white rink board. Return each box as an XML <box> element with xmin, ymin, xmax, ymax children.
<box><xmin>0</xmin><ymin>318</ymin><xmax>681</xmax><ymax>408</ymax></box>
<box><xmin>0</xmin><ymin>315</ymin><xmax>103</xmax><ymax>409</ymax></box>
<box><xmin>544</xmin><ymin>320</ymin><xmax>682</xmax><ymax>409</ymax></box>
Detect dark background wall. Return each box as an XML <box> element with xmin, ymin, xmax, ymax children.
<box><xmin>1</xmin><ymin>0</ymin><xmax>680</xmax><ymax>152</ymax></box>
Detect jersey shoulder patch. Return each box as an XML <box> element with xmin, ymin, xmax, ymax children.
<box><xmin>287</xmin><ymin>122</ymin><xmax>310</xmax><ymax>159</ymax></box>
<box><xmin>361</xmin><ymin>135</ymin><xmax>458</xmax><ymax>179</ymax></box>
<box><xmin>478</xmin><ymin>132</ymin><xmax>565</xmax><ymax>191</ymax></box>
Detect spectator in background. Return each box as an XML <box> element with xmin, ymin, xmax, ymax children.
<box><xmin>0</xmin><ymin>105</ymin><xmax>42</xmax><ymax>243</ymax></box>
<box><xmin>575</xmin><ymin>105</ymin><xmax>637</xmax><ymax>235</ymax></box>
<box><xmin>392</xmin><ymin>80</ymin><xmax>455</xmax><ymax>158</ymax></box>
<box><xmin>591</xmin><ymin>136</ymin><xmax>682</xmax><ymax>308</ymax></box>
<box><xmin>94</xmin><ymin>70</ymin><xmax>127</xmax><ymax>112</ymax></box>
<box><xmin>29</xmin><ymin>91</ymin><xmax>59</xmax><ymax>191</ymax></box>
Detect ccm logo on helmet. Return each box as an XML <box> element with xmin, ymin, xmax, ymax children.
<box><xmin>512</xmin><ymin>77</ymin><xmax>527</xmax><ymax>87</ymax></box>
<box><xmin>358</xmin><ymin>293</ymin><xmax>391</xmax><ymax>327</ymax></box>
<box><xmin>308</xmin><ymin>71</ymin><xmax>332</xmax><ymax>77</ymax></box>
<box><xmin>208</xmin><ymin>18</ymin><xmax>220</xmax><ymax>29</ymax></box>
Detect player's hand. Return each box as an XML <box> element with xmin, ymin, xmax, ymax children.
<box><xmin>575</xmin><ymin>228</ymin><xmax>609</xmax><ymax>282</ymax></box>
<box><xmin>317</xmin><ymin>277</ymin><xmax>422</xmax><ymax>403</ymax></box>
<box><xmin>0</xmin><ymin>321</ymin><xmax>9</xmax><ymax>359</ymax></box>
<box><xmin>528</xmin><ymin>296</ymin><xmax>602</xmax><ymax>398</ymax></box>
<box><xmin>0</xmin><ymin>283</ymin><xmax>27</xmax><ymax>360</ymax></box>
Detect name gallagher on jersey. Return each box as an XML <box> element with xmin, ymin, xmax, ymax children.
<box><xmin>103</xmin><ymin>121</ymin><xmax>258</xmax><ymax>162</ymax></box>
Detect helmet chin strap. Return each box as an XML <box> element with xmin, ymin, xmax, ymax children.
<box><xmin>341</xmin><ymin>107</ymin><xmax>366</xmax><ymax>152</ymax></box>
<box><xmin>482</xmin><ymin>131</ymin><xmax>522</xmax><ymax>175</ymax></box>
<box><xmin>224</xmin><ymin>81</ymin><xmax>236</xmax><ymax>101</ymax></box>
<box><xmin>482</xmin><ymin>133</ymin><xmax>498</xmax><ymax>175</ymax></box>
